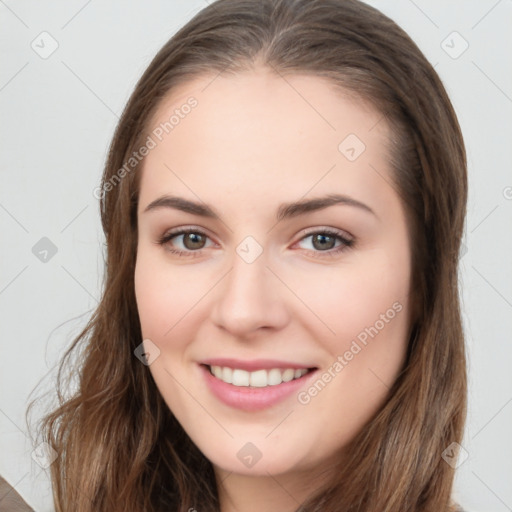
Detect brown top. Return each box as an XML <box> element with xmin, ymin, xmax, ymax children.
<box><xmin>0</xmin><ymin>476</ymin><xmax>34</xmax><ymax>512</ymax></box>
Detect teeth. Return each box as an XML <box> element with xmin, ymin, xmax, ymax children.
<box><xmin>250</xmin><ymin>369</ymin><xmax>267</xmax><ymax>388</ymax></box>
<box><xmin>209</xmin><ymin>365</ymin><xmax>309</xmax><ymax>387</ymax></box>
<box><xmin>282</xmin><ymin>369</ymin><xmax>295</xmax><ymax>382</ymax></box>
<box><xmin>232</xmin><ymin>369</ymin><xmax>250</xmax><ymax>386</ymax></box>
<box><xmin>267</xmin><ymin>368</ymin><xmax>282</xmax><ymax>386</ymax></box>
<box><xmin>222</xmin><ymin>367</ymin><xmax>233</xmax><ymax>384</ymax></box>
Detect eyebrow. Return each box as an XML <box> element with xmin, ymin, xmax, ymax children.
<box><xmin>142</xmin><ymin>193</ymin><xmax>376</xmax><ymax>221</ymax></box>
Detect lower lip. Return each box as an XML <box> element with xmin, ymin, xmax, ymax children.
<box><xmin>199</xmin><ymin>364</ymin><xmax>317</xmax><ymax>411</ymax></box>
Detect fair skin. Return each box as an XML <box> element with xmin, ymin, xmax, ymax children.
<box><xmin>134</xmin><ymin>68</ymin><xmax>413</xmax><ymax>512</ymax></box>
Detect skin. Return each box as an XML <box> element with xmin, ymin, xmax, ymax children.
<box><xmin>134</xmin><ymin>68</ymin><xmax>413</xmax><ymax>512</ymax></box>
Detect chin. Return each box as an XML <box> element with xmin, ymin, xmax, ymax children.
<box><xmin>196</xmin><ymin>437</ymin><xmax>315</xmax><ymax>478</ymax></box>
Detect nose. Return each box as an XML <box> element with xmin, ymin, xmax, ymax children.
<box><xmin>210</xmin><ymin>246</ymin><xmax>289</xmax><ymax>339</ymax></box>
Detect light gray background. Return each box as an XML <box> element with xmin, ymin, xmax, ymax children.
<box><xmin>1</xmin><ymin>1</ymin><xmax>511</xmax><ymax>510</ymax></box>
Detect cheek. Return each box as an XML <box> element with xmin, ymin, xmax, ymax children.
<box><xmin>289</xmin><ymin>282</ymin><xmax>409</xmax><ymax>454</ymax></box>
<box><xmin>289</xmin><ymin>250</ymin><xmax>410</xmax><ymax>345</ymax></box>
<box><xmin>134</xmin><ymin>250</ymin><xmax>209</xmax><ymax>341</ymax></box>
<box><xmin>300</xmin><ymin>249</ymin><xmax>410</xmax><ymax>423</ymax></box>
<box><xmin>134</xmin><ymin>261</ymin><xmax>173</xmax><ymax>340</ymax></box>
<box><xmin>292</xmin><ymin>247</ymin><xmax>410</xmax><ymax>398</ymax></box>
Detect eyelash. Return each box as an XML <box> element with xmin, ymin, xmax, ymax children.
<box><xmin>156</xmin><ymin>226</ymin><xmax>355</xmax><ymax>259</ymax></box>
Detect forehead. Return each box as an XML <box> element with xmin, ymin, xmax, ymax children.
<box><xmin>138</xmin><ymin>69</ymin><xmax>395</xmax><ymax>216</ymax></box>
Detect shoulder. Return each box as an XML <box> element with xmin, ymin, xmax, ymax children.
<box><xmin>0</xmin><ymin>475</ymin><xmax>34</xmax><ymax>511</ymax></box>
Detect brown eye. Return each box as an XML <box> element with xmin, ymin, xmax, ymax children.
<box><xmin>157</xmin><ymin>228</ymin><xmax>214</xmax><ymax>258</ymax></box>
<box><xmin>311</xmin><ymin>233</ymin><xmax>336</xmax><ymax>251</ymax></box>
<box><xmin>182</xmin><ymin>232</ymin><xmax>207</xmax><ymax>250</ymax></box>
<box><xmin>295</xmin><ymin>229</ymin><xmax>355</xmax><ymax>259</ymax></box>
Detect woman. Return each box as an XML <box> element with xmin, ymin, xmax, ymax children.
<box><xmin>34</xmin><ymin>0</ymin><xmax>468</xmax><ymax>510</ymax></box>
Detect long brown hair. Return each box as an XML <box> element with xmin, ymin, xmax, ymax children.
<box><xmin>29</xmin><ymin>0</ymin><xmax>468</xmax><ymax>510</ymax></box>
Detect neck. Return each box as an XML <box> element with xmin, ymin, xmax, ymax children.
<box><xmin>214</xmin><ymin>464</ymin><xmax>332</xmax><ymax>512</ymax></box>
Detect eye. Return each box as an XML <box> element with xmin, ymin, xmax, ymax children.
<box><xmin>156</xmin><ymin>227</ymin><xmax>214</xmax><ymax>258</ymax></box>
<box><xmin>294</xmin><ymin>228</ymin><xmax>354</xmax><ymax>258</ymax></box>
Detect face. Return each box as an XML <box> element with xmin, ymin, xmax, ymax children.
<box><xmin>134</xmin><ymin>69</ymin><xmax>413</xmax><ymax>485</ymax></box>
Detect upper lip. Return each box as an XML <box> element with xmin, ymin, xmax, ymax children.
<box><xmin>200</xmin><ymin>358</ymin><xmax>317</xmax><ymax>372</ymax></box>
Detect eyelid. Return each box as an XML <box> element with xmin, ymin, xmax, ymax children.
<box><xmin>295</xmin><ymin>225</ymin><xmax>354</xmax><ymax>242</ymax></box>
<box><xmin>163</xmin><ymin>224</ymin><xmax>217</xmax><ymax>241</ymax></box>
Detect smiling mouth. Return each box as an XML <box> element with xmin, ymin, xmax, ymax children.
<box><xmin>203</xmin><ymin>364</ymin><xmax>317</xmax><ymax>388</ymax></box>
